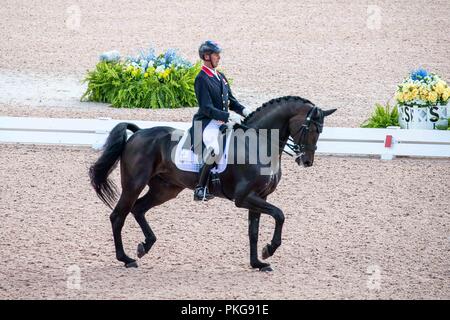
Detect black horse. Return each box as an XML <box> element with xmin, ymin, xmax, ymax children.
<box><xmin>90</xmin><ymin>96</ymin><xmax>336</xmax><ymax>271</ymax></box>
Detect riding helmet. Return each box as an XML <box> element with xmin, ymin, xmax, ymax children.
<box><xmin>198</xmin><ymin>40</ymin><xmax>222</xmax><ymax>60</ymax></box>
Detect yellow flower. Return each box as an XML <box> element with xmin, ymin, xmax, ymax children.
<box><xmin>402</xmin><ymin>84</ymin><xmax>410</xmax><ymax>92</ymax></box>
<box><xmin>428</xmin><ymin>91</ymin><xmax>438</xmax><ymax>103</ymax></box>
<box><xmin>419</xmin><ymin>86</ymin><xmax>428</xmax><ymax>100</ymax></box>
<box><xmin>442</xmin><ymin>91</ymin><xmax>449</xmax><ymax>101</ymax></box>
<box><xmin>161</xmin><ymin>69</ymin><xmax>171</xmax><ymax>79</ymax></box>
<box><xmin>396</xmin><ymin>92</ymin><xmax>404</xmax><ymax>103</ymax></box>
<box><xmin>131</xmin><ymin>68</ymin><xmax>141</xmax><ymax>77</ymax></box>
<box><xmin>435</xmin><ymin>81</ymin><xmax>446</xmax><ymax>95</ymax></box>
<box><xmin>419</xmin><ymin>87</ymin><xmax>428</xmax><ymax>95</ymax></box>
<box><xmin>442</xmin><ymin>88</ymin><xmax>450</xmax><ymax>101</ymax></box>
<box><xmin>411</xmin><ymin>88</ymin><xmax>419</xmax><ymax>99</ymax></box>
<box><xmin>144</xmin><ymin>72</ymin><xmax>149</xmax><ymax>78</ymax></box>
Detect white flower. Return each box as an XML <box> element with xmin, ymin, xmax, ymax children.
<box><xmin>155</xmin><ymin>65</ymin><xmax>165</xmax><ymax>74</ymax></box>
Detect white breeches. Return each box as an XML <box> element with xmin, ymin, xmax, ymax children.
<box><xmin>203</xmin><ymin>120</ymin><xmax>222</xmax><ymax>155</ymax></box>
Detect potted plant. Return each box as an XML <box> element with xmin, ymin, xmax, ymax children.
<box><xmin>396</xmin><ymin>69</ymin><xmax>450</xmax><ymax>129</ymax></box>
<box><xmin>361</xmin><ymin>102</ymin><xmax>399</xmax><ymax>128</ymax></box>
<box><xmin>81</xmin><ymin>47</ymin><xmax>201</xmax><ymax>109</ymax></box>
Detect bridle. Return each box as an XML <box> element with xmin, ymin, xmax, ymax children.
<box><xmin>228</xmin><ymin>105</ymin><xmax>324</xmax><ymax>161</ymax></box>
<box><xmin>285</xmin><ymin>106</ymin><xmax>323</xmax><ymax>160</ymax></box>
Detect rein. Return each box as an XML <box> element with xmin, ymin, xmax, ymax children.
<box><xmin>234</xmin><ymin>106</ymin><xmax>323</xmax><ymax>159</ymax></box>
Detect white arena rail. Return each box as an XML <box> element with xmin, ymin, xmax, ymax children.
<box><xmin>0</xmin><ymin>117</ymin><xmax>449</xmax><ymax>160</ymax></box>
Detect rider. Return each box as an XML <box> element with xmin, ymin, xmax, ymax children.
<box><xmin>191</xmin><ymin>40</ymin><xmax>252</xmax><ymax>201</ymax></box>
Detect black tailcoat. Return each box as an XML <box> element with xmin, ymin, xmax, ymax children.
<box><xmin>187</xmin><ymin>66</ymin><xmax>245</xmax><ymax>153</ymax></box>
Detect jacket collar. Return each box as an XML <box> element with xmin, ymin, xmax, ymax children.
<box><xmin>202</xmin><ymin>65</ymin><xmax>217</xmax><ymax>78</ymax></box>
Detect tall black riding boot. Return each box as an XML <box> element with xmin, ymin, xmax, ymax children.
<box><xmin>194</xmin><ymin>151</ymin><xmax>216</xmax><ymax>201</ymax></box>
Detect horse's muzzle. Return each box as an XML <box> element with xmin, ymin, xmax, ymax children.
<box><xmin>295</xmin><ymin>155</ymin><xmax>313</xmax><ymax>167</ymax></box>
<box><xmin>303</xmin><ymin>160</ymin><xmax>313</xmax><ymax>167</ymax></box>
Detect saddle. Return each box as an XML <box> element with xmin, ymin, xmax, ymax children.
<box><xmin>174</xmin><ymin>126</ymin><xmax>233</xmax><ymax>174</ymax></box>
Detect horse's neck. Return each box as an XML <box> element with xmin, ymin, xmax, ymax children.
<box><xmin>250</xmin><ymin>103</ymin><xmax>291</xmax><ymax>130</ymax></box>
<box><xmin>249</xmin><ymin>101</ymin><xmax>299</xmax><ymax>147</ymax></box>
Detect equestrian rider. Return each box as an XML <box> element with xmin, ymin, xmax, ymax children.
<box><xmin>191</xmin><ymin>40</ymin><xmax>252</xmax><ymax>201</ymax></box>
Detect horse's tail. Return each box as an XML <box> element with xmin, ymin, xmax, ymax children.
<box><xmin>89</xmin><ymin>122</ymin><xmax>140</xmax><ymax>209</ymax></box>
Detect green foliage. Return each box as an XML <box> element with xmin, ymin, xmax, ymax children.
<box><xmin>361</xmin><ymin>102</ymin><xmax>400</xmax><ymax>128</ymax></box>
<box><xmin>81</xmin><ymin>61</ymin><xmax>201</xmax><ymax>109</ymax></box>
<box><xmin>435</xmin><ymin>124</ymin><xmax>448</xmax><ymax>130</ymax></box>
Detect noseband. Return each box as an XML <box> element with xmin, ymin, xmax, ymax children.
<box><xmin>285</xmin><ymin>106</ymin><xmax>323</xmax><ymax>160</ymax></box>
<box><xmin>231</xmin><ymin>105</ymin><xmax>323</xmax><ymax>160</ymax></box>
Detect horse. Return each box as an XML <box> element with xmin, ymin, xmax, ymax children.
<box><xmin>89</xmin><ymin>96</ymin><xmax>336</xmax><ymax>271</ymax></box>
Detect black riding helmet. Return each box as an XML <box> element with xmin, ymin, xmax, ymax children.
<box><xmin>198</xmin><ymin>40</ymin><xmax>222</xmax><ymax>61</ymax></box>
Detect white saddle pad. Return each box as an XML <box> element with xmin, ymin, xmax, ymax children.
<box><xmin>174</xmin><ymin>129</ymin><xmax>232</xmax><ymax>173</ymax></box>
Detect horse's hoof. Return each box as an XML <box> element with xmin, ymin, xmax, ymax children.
<box><xmin>262</xmin><ymin>244</ymin><xmax>271</xmax><ymax>260</ymax></box>
<box><xmin>251</xmin><ymin>261</ymin><xmax>270</xmax><ymax>269</ymax></box>
<box><xmin>259</xmin><ymin>266</ymin><xmax>273</xmax><ymax>272</ymax></box>
<box><xmin>137</xmin><ymin>243</ymin><xmax>146</xmax><ymax>259</ymax></box>
<box><xmin>125</xmin><ymin>261</ymin><xmax>138</xmax><ymax>268</ymax></box>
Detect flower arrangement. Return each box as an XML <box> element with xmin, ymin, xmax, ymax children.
<box><xmin>395</xmin><ymin>69</ymin><xmax>450</xmax><ymax>107</ymax></box>
<box><xmin>81</xmin><ymin>47</ymin><xmax>201</xmax><ymax>108</ymax></box>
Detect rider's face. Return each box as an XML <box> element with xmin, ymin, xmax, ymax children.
<box><xmin>209</xmin><ymin>52</ymin><xmax>220</xmax><ymax>68</ymax></box>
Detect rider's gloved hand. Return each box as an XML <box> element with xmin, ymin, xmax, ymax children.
<box><xmin>242</xmin><ymin>107</ymin><xmax>252</xmax><ymax>117</ymax></box>
<box><xmin>228</xmin><ymin>112</ymin><xmax>243</xmax><ymax>124</ymax></box>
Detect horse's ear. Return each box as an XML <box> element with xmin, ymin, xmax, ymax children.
<box><xmin>323</xmin><ymin>108</ymin><xmax>337</xmax><ymax>117</ymax></box>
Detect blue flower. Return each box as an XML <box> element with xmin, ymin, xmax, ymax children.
<box><xmin>154</xmin><ymin>55</ymin><xmax>166</xmax><ymax>67</ymax></box>
<box><xmin>139</xmin><ymin>59</ymin><xmax>148</xmax><ymax>71</ymax></box>
<box><xmin>138</xmin><ymin>47</ymin><xmax>156</xmax><ymax>62</ymax></box>
<box><xmin>123</xmin><ymin>46</ymin><xmax>193</xmax><ymax>70</ymax></box>
<box><xmin>126</xmin><ymin>55</ymin><xmax>139</xmax><ymax>64</ymax></box>
<box><xmin>126</xmin><ymin>46</ymin><xmax>156</xmax><ymax>66</ymax></box>
<box><xmin>410</xmin><ymin>68</ymin><xmax>428</xmax><ymax>81</ymax></box>
<box><xmin>171</xmin><ymin>55</ymin><xmax>192</xmax><ymax>69</ymax></box>
<box><xmin>99</xmin><ymin>50</ymin><xmax>120</xmax><ymax>62</ymax></box>
<box><xmin>164</xmin><ymin>48</ymin><xmax>177</xmax><ymax>66</ymax></box>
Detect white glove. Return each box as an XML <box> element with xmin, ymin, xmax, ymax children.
<box><xmin>228</xmin><ymin>112</ymin><xmax>243</xmax><ymax>124</ymax></box>
<box><xmin>225</xmin><ymin>121</ymin><xmax>235</xmax><ymax>130</ymax></box>
<box><xmin>242</xmin><ymin>107</ymin><xmax>252</xmax><ymax>117</ymax></box>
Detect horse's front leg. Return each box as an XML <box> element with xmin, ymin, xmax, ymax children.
<box><xmin>237</xmin><ymin>193</ymin><xmax>285</xmax><ymax>266</ymax></box>
<box><xmin>248</xmin><ymin>210</ymin><xmax>272</xmax><ymax>271</ymax></box>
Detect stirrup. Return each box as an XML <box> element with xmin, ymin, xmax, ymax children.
<box><xmin>194</xmin><ymin>186</ymin><xmax>214</xmax><ymax>201</ymax></box>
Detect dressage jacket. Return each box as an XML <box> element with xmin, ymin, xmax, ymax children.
<box><xmin>188</xmin><ymin>65</ymin><xmax>245</xmax><ymax>152</ymax></box>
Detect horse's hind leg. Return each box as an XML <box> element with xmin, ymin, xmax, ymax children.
<box><xmin>132</xmin><ymin>189</ymin><xmax>157</xmax><ymax>259</ymax></box>
<box><xmin>110</xmin><ymin>183</ymin><xmax>146</xmax><ymax>268</ymax></box>
<box><xmin>131</xmin><ymin>176</ymin><xmax>184</xmax><ymax>259</ymax></box>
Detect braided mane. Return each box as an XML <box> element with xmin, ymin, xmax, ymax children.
<box><xmin>242</xmin><ymin>96</ymin><xmax>314</xmax><ymax>126</ymax></box>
